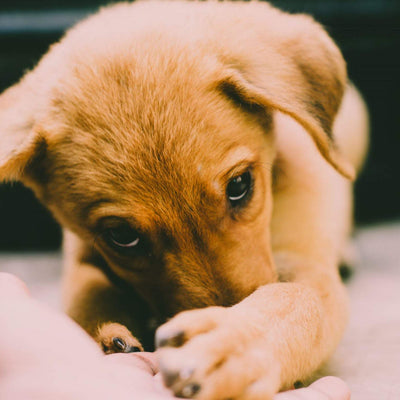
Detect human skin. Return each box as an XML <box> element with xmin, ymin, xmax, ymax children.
<box><xmin>0</xmin><ymin>273</ymin><xmax>350</xmax><ymax>400</ymax></box>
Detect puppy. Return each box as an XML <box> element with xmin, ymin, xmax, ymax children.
<box><xmin>0</xmin><ymin>1</ymin><xmax>369</xmax><ymax>398</ymax></box>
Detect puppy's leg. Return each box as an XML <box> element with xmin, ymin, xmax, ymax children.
<box><xmin>156</xmin><ymin>104</ymin><xmax>363</xmax><ymax>399</ymax></box>
<box><xmin>156</xmin><ymin>233</ymin><xmax>348</xmax><ymax>397</ymax></box>
<box><xmin>334</xmin><ymin>83</ymin><xmax>369</xmax><ymax>281</ymax></box>
<box><xmin>96</xmin><ymin>323</ymin><xmax>143</xmax><ymax>354</ymax></box>
<box><xmin>62</xmin><ymin>230</ymin><xmax>151</xmax><ymax>353</ymax></box>
<box><xmin>339</xmin><ymin>239</ymin><xmax>359</xmax><ymax>280</ymax></box>
<box><xmin>156</xmin><ymin>272</ymin><xmax>347</xmax><ymax>399</ymax></box>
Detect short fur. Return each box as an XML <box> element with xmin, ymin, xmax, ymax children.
<box><xmin>0</xmin><ymin>1</ymin><xmax>368</xmax><ymax>398</ymax></box>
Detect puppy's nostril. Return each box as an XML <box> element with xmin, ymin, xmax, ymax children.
<box><xmin>156</xmin><ymin>330</ymin><xmax>185</xmax><ymax>348</ymax></box>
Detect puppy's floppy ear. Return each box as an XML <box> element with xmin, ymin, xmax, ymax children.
<box><xmin>217</xmin><ymin>12</ymin><xmax>355</xmax><ymax>180</ymax></box>
<box><xmin>0</xmin><ymin>82</ymin><xmax>47</xmax><ymax>182</ymax></box>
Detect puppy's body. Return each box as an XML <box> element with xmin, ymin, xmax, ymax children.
<box><xmin>0</xmin><ymin>1</ymin><xmax>368</xmax><ymax>398</ymax></box>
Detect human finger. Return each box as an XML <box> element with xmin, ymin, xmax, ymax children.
<box><xmin>104</xmin><ymin>352</ymin><xmax>159</xmax><ymax>375</ymax></box>
<box><xmin>274</xmin><ymin>377</ymin><xmax>350</xmax><ymax>400</ymax></box>
<box><xmin>0</xmin><ymin>273</ymin><xmax>30</xmax><ymax>298</ymax></box>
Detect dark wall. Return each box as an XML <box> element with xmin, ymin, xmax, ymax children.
<box><xmin>0</xmin><ymin>0</ymin><xmax>399</xmax><ymax>250</ymax></box>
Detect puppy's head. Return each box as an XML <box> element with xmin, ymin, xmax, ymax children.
<box><xmin>0</xmin><ymin>2</ymin><xmax>351</xmax><ymax>318</ymax></box>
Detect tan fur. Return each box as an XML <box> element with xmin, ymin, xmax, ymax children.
<box><xmin>0</xmin><ymin>1</ymin><xmax>368</xmax><ymax>398</ymax></box>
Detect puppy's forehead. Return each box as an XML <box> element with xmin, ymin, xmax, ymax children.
<box><xmin>47</xmin><ymin>48</ymin><xmax>268</xmax><ymax>229</ymax></box>
<box><xmin>53</xmin><ymin>56</ymin><xmax>258</xmax><ymax>173</ymax></box>
<box><xmin>218</xmin><ymin>146</ymin><xmax>256</xmax><ymax>170</ymax></box>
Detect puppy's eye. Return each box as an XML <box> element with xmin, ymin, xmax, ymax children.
<box><xmin>107</xmin><ymin>225</ymin><xmax>140</xmax><ymax>249</ymax></box>
<box><xmin>227</xmin><ymin>171</ymin><xmax>252</xmax><ymax>207</ymax></box>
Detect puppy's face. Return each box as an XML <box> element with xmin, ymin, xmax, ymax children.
<box><xmin>26</xmin><ymin>59</ymin><xmax>277</xmax><ymax>318</ymax></box>
<box><xmin>0</xmin><ymin>1</ymin><xmax>352</xmax><ymax>319</ymax></box>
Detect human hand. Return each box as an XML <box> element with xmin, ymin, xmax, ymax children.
<box><xmin>0</xmin><ymin>273</ymin><xmax>349</xmax><ymax>399</ymax></box>
<box><xmin>0</xmin><ymin>272</ymin><xmax>171</xmax><ymax>400</ymax></box>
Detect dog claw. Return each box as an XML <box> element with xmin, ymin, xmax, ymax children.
<box><xmin>156</xmin><ymin>330</ymin><xmax>185</xmax><ymax>348</ymax></box>
<box><xmin>181</xmin><ymin>383</ymin><xmax>201</xmax><ymax>398</ymax></box>
<box><xmin>162</xmin><ymin>369</ymin><xmax>180</xmax><ymax>387</ymax></box>
<box><xmin>159</xmin><ymin>359</ymin><xmax>195</xmax><ymax>391</ymax></box>
<box><xmin>126</xmin><ymin>346</ymin><xmax>142</xmax><ymax>353</ymax></box>
<box><xmin>110</xmin><ymin>337</ymin><xmax>142</xmax><ymax>353</ymax></box>
<box><xmin>112</xmin><ymin>337</ymin><xmax>127</xmax><ymax>351</ymax></box>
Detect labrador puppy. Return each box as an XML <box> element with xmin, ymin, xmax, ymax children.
<box><xmin>0</xmin><ymin>1</ymin><xmax>369</xmax><ymax>398</ymax></box>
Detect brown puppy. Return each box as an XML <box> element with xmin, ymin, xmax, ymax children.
<box><xmin>0</xmin><ymin>1</ymin><xmax>368</xmax><ymax>398</ymax></box>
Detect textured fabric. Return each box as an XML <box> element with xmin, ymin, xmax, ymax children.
<box><xmin>1</xmin><ymin>223</ymin><xmax>399</xmax><ymax>399</ymax></box>
<box><xmin>320</xmin><ymin>223</ymin><xmax>400</xmax><ymax>399</ymax></box>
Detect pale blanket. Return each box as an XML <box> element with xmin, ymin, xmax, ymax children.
<box><xmin>1</xmin><ymin>223</ymin><xmax>399</xmax><ymax>399</ymax></box>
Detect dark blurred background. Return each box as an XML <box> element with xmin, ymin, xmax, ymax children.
<box><xmin>0</xmin><ymin>0</ymin><xmax>399</xmax><ymax>251</ymax></box>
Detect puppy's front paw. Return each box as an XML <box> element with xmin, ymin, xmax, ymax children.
<box><xmin>156</xmin><ymin>307</ymin><xmax>281</xmax><ymax>400</ymax></box>
<box><xmin>97</xmin><ymin>322</ymin><xmax>143</xmax><ymax>354</ymax></box>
